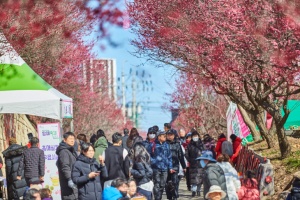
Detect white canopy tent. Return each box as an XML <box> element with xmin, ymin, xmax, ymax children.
<box><xmin>0</xmin><ymin>33</ymin><xmax>73</xmax><ymax>120</ymax></box>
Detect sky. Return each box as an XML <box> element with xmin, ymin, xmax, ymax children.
<box><xmin>93</xmin><ymin>25</ymin><xmax>178</xmax><ymax>132</ymax></box>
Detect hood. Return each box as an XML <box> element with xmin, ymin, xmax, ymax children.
<box><xmin>2</xmin><ymin>144</ymin><xmax>27</xmax><ymax>158</ymax></box>
<box><xmin>218</xmin><ymin>137</ymin><xmax>227</xmax><ymax>143</ymax></box>
<box><xmin>94</xmin><ymin>137</ymin><xmax>108</xmax><ymax>149</ymax></box>
<box><xmin>56</xmin><ymin>141</ymin><xmax>75</xmax><ymax>155</ymax></box>
<box><xmin>77</xmin><ymin>153</ymin><xmax>96</xmax><ymax>164</ymax></box>
<box><xmin>234</xmin><ymin>137</ymin><xmax>242</xmax><ymax>143</ymax></box>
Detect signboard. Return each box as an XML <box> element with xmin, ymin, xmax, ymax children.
<box><xmin>38</xmin><ymin>123</ymin><xmax>61</xmax><ymax>200</ymax></box>
<box><xmin>62</xmin><ymin>100</ymin><xmax>73</xmax><ymax>118</ymax></box>
<box><xmin>226</xmin><ymin>102</ymin><xmax>250</xmax><ymax>139</ymax></box>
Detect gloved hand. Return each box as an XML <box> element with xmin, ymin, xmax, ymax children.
<box><xmin>68</xmin><ymin>179</ymin><xmax>77</xmax><ymax>189</ymax></box>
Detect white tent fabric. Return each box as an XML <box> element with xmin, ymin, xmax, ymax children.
<box><xmin>0</xmin><ymin>33</ymin><xmax>73</xmax><ymax>119</ymax></box>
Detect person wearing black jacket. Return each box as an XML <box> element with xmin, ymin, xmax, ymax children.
<box><xmin>103</xmin><ymin>132</ymin><xmax>130</xmax><ymax>187</ymax></box>
<box><xmin>130</xmin><ymin>142</ymin><xmax>153</xmax><ymax>200</ymax></box>
<box><xmin>17</xmin><ymin>137</ymin><xmax>45</xmax><ymax>186</ymax></box>
<box><xmin>72</xmin><ymin>142</ymin><xmax>108</xmax><ymax>200</ymax></box>
<box><xmin>185</xmin><ymin>131</ymin><xmax>204</xmax><ymax>197</ymax></box>
<box><xmin>2</xmin><ymin>138</ymin><xmax>27</xmax><ymax>200</ymax></box>
<box><xmin>166</xmin><ymin>129</ymin><xmax>186</xmax><ymax>200</ymax></box>
<box><xmin>122</xmin><ymin>128</ymin><xmax>129</xmax><ymax>151</ymax></box>
<box><xmin>56</xmin><ymin>132</ymin><xmax>78</xmax><ymax>200</ymax></box>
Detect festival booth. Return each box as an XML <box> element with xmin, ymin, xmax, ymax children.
<box><xmin>0</xmin><ymin>33</ymin><xmax>72</xmax><ymax>199</ymax></box>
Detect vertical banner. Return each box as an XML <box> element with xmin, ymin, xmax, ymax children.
<box><xmin>38</xmin><ymin>123</ymin><xmax>61</xmax><ymax>200</ymax></box>
<box><xmin>61</xmin><ymin>100</ymin><xmax>73</xmax><ymax>119</ymax></box>
<box><xmin>226</xmin><ymin>102</ymin><xmax>250</xmax><ymax>139</ymax></box>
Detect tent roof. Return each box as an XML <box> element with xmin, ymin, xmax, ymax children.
<box><xmin>0</xmin><ymin>33</ymin><xmax>72</xmax><ymax>119</ymax></box>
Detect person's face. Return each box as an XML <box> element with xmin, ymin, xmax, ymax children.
<box><xmin>83</xmin><ymin>146</ymin><xmax>95</xmax><ymax>158</ymax></box>
<box><xmin>179</xmin><ymin>129</ymin><xmax>186</xmax><ymax>137</ymax></box>
<box><xmin>128</xmin><ymin>181</ymin><xmax>137</xmax><ymax>196</ymax></box>
<box><xmin>64</xmin><ymin>135</ymin><xmax>75</xmax><ymax>146</ymax></box>
<box><xmin>33</xmin><ymin>192</ymin><xmax>41</xmax><ymax>200</ymax></box>
<box><xmin>158</xmin><ymin>134</ymin><xmax>166</xmax><ymax>142</ymax></box>
<box><xmin>117</xmin><ymin>183</ymin><xmax>129</xmax><ymax>193</ymax></box>
<box><xmin>164</xmin><ymin>126</ymin><xmax>168</xmax><ymax>131</ymax></box>
<box><xmin>208</xmin><ymin>192</ymin><xmax>222</xmax><ymax>200</ymax></box>
<box><xmin>167</xmin><ymin>134</ymin><xmax>175</xmax><ymax>141</ymax></box>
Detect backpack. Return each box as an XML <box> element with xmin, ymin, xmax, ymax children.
<box><xmin>222</xmin><ymin>140</ymin><xmax>233</xmax><ymax>156</ymax></box>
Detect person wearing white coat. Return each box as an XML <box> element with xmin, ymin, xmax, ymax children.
<box><xmin>217</xmin><ymin>154</ymin><xmax>241</xmax><ymax>200</ymax></box>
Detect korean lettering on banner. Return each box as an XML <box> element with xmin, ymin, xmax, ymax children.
<box><xmin>38</xmin><ymin>123</ymin><xmax>61</xmax><ymax>200</ymax></box>
<box><xmin>62</xmin><ymin>100</ymin><xmax>73</xmax><ymax>119</ymax></box>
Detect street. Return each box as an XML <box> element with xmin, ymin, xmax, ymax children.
<box><xmin>162</xmin><ymin>179</ymin><xmax>205</xmax><ymax>200</ymax></box>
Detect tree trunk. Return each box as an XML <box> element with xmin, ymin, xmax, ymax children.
<box><xmin>253</xmin><ymin>110</ymin><xmax>276</xmax><ymax>148</ymax></box>
<box><xmin>237</xmin><ymin>105</ymin><xmax>261</xmax><ymax>141</ymax></box>
<box><xmin>273</xmin><ymin>112</ymin><xmax>291</xmax><ymax>158</ymax></box>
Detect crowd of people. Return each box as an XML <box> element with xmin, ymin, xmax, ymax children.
<box><xmin>0</xmin><ymin>123</ymin><xmax>262</xmax><ymax>200</ymax></box>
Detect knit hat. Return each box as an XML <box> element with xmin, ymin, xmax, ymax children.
<box><xmin>205</xmin><ymin>185</ymin><xmax>226</xmax><ymax>199</ymax></box>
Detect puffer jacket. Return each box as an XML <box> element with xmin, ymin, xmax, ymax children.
<box><xmin>167</xmin><ymin>139</ymin><xmax>186</xmax><ymax>171</ymax></box>
<box><xmin>2</xmin><ymin>144</ymin><xmax>27</xmax><ymax>200</ymax></box>
<box><xmin>217</xmin><ymin>162</ymin><xmax>240</xmax><ymax>200</ymax></box>
<box><xmin>94</xmin><ymin>137</ymin><xmax>108</xmax><ymax>163</ymax></box>
<box><xmin>56</xmin><ymin>141</ymin><xmax>78</xmax><ymax>199</ymax></box>
<box><xmin>131</xmin><ymin>162</ymin><xmax>153</xmax><ymax>186</ymax></box>
<box><xmin>102</xmin><ymin>187</ymin><xmax>123</xmax><ymax>200</ymax></box>
<box><xmin>215</xmin><ymin>137</ymin><xmax>226</xmax><ymax>158</ymax></box>
<box><xmin>17</xmin><ymin>146</ymin><xmax>45</xmax><ymax>179</ymax></box>
<box><xmin>237</xmin><ymin>178</ymin><xmax>259</xmax><ymax>200</ymax></box>
<box><xmin>72</xmin><ymin>154</ymin><xmax>108</xmax><ymax>200</ymax></box>
<box><xmin>185</xmin><ymin>140</ymin><xmax>204</xmax><ymax>185</ymax></box>
<box><xmin>149</xmin><ymin>140</ymin><xmax>172</xmax><ymax>171</ymax></box>
<box><xmin>203</xmin><ymin>162</ymin><xmax>228</xmax><ymax>200</ymax></box>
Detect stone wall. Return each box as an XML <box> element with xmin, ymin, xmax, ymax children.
<box><xmin>0</xmin><ymin>114</ymin><xmax>37</xmax><ymax>153</ymax></box>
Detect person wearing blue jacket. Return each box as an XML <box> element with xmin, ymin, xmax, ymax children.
<box><xmin>148</xmin><ymin>131</ymin><xmax>173</xmax><ymax>200</ymax></box>
<box><xmin>72</xmin><ymin>142</ymin><xmax>108</xmax><ymax>200</ymax></box>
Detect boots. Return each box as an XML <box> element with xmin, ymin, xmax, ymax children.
<box><xmin>192</xmin><ymin>191</ymin><xmax>196</xmax><ymax>197</ymax></box>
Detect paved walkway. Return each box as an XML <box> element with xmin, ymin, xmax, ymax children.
<box><xmin>162</xmin><ymin>178</ymin><xmax>205</xmax><ymax>200</ymax></box>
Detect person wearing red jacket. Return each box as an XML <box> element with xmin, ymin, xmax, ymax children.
<box><xmin>215</xmin><ymin>134</ymin><xmax>226</xmax><ymax>158</ymax></box>
<box><xmin>237</xmin><ymin>170</ymin><xmax>260</xmax><ymax>200</ymax></box>
<box><xmin>230</xmin><ymin>134</ymin><xmax>242</xmax><ymax>164</ymax></box>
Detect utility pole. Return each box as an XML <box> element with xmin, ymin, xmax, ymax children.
<box><xmin>121</xmin><ymin>62</ymin><xmax>126</xmax><ymax>122</ymax></box>
<box><xmin>132</xmin><ymin>67</ymin><xmax>137</xmax><ymax>127</ymax></box>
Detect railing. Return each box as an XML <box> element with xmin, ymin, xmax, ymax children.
<box><xmin>235</xmin><ymin>146</ymin><xmax>275</xmax><ymax>199</ymax></box>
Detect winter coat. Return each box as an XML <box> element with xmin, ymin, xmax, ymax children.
<box><xmin>215</xmin><ymin>137</ymin><xmax>227</xmax><ymax>158</ymax></box>
<box><xmin>185</xmin><ymin>140</ymin><xmax>204</xmax><ymax>185</ymax></box>
<box><xmin>56</xmin><ymin>141</ymin><xmax>78</xmax><ymax>199</ymax></box>
<box><xmin>131</xmin><ymin>162</ymin><xmax>153</xmax><ymax>186</ymax></box>
<box><xmin>167</xmin><ymin>139</ymin><xmax>186</xmax><ymax>171</ymax></box>
<box><xmin>148</xmin><ymin>140</ymin><xmax>172</xmax><ymax>171</ymax></box>
<box><xmin>17</xmin><ymin>146</ymin><xmax>45</xmax><ymax>179</ymax></box>
<box><xmin>237</xmin><ymin>178</ymin><xmax>259</xmax><ymax>200</ymax></box>
<box><xmin>72</xmin><ymin>154</ymin><xmax>108</xmax><ymax>200</ymax></box>
<box><xmin>203</xmin><ymin>162</ymin><xmax>228</xmax><ymax>200</ymax></box>
<box><xmin>217</xmin><ymin>162</ymin><xmax>241</xmax><ymax>200</ymax></box>
<box><xmin>94</xmin><ymin>137</ymin><xmax>108</xmax><ymax>163</ymax></box>
<box><xmin>102</xmin><ymin>187</ymin><xmax>123</xmax><ymax>200</ymax></box>
<box><xmin>142</xmin><ymin>139</ymin><xmax>155</xmax><ymax>154</ymax></box>
<box><xmin>2</xmin><ymin>144</ymin><xmax>27</xmax><ymax>200</ymax></box>
<box><xmin>104</xmin><ymin>145</ymin><xmax>130</xmax><ymax>181</ymax></box>
<box><xmin>231</xmin><ymin>137</ymin><xmax>242</xmax><ymax>164</ymax></box>
<box><xmin>127</xmin><ymin>136</ymin><xmax>144</xmax><ymax>149</ymax></box>
<box><xmin>122</xmin><ymin>134</ymin><xmax>129</xmax><ymax>151</ymax></box>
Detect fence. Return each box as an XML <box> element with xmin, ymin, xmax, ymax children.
<box><xmin>235</xmin><ymin>146</ymin><xmax>275</xmax><ymax>199</ymax></box>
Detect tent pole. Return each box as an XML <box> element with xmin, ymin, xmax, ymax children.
<box><xmin>70</xmin><ymin>119</ymin><xmax>74</xmax><ymax>132</ymax></box>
